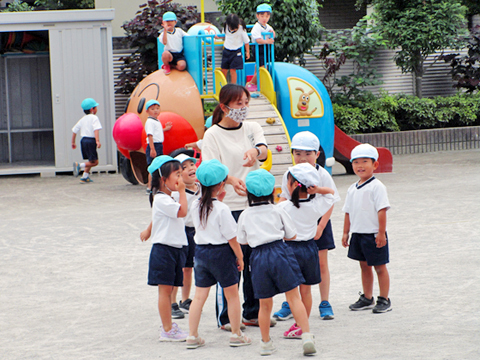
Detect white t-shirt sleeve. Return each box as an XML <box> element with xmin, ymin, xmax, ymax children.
<box><xmin>342</xmin><ymin>184</ymin><xmax>354</xmax><ymax>213</ymax></box>
<box><xmin>280</xmin><ymin>170</ymin><xmax>290</xmax><ymax>199</ymax></box>
<box><xmin>219</xmin><ymin>206</ymin><xmax>238</xmax><ymax>241</ymax></box>
<box><xmin>91</xmin><ymin>115</ymin><xmax>102</xmax><ymax>131</ymax></box>
<box><xmin>145</xmin><ymin>118</ymin><xmax>154</xmax><ymax>136</ymax></box>
<box><xmin>154</xmin><ymin>195</ymin><xmax>181</xmax><ymax>218</ymax></box>
<box><xmin>242</xmin><ymin>27</ymin><xmax>250</xmax><ymax>44</ymax></box>
<box><xmin>201</xmin><ymin>130</ymin><xmax>221</xmax><ymax>162</ymax></box>
<box><xmin>72</xmin><ymin>118</ymin><xmax>82</xmax><ymax>134</ymax></box>
<box><xmin>374</xmin><ymin>183</ymin><xmax>390</xmax><ymax>212</ymax></box>
<box><xmin>278</xmin><ymin>207</ymin><xmax>297</xmax><ymax>239</ymax></box>
<box><xmin>252</xmin><ymin>122</ymin><xmax>267</xmax><ymax>146</ymax></box>
<box><xmin>236</xmin><ymin>212</ymin><xmax>247</xmax><ymax>245</ymax></box>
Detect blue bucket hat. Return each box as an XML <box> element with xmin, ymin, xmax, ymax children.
<box><xmin>257</xmin><ymin>3</ymin><xmax>272</xmax><ymax>13</ymax></box>
<box><xmin>196</xmin><ymin>159</ymin><xmax>229</xmax><ymax>186</ymax></box>
<box><xmin>81</xmin><ymin>98</ymin><xmax>99</xmax><ymax>111</ymax></box>
<box><xmin>148</xmin><ymin>155</ymin><xmax>180</xmax><ymax>175</ymax></box>
<box><xmin>145</xmin><ymin>99</ymin><xmax>160</xmax><ymax>110</ymax></box>
<box><xmin>205</xmin><ymin>115</ymin><xmax>213</xmax><ymax>129</ymax></box>
<box><xmin>163</xmin><ymin>11</ymin><xmax>177</xmax><ymax>21</ymax></box>
<box><xmin>246</xmin><ymin>169</ymin><xmax>275</xmax><ymax>197</ymax></box>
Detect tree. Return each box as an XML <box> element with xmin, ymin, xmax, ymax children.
<box><xmin>357</xmin><ymin>0</ymin><xmax>467</xmax><ymax>98</ymax></box>
<box><xmin>1</xmin><ymin>0</ymin><xmax>34</xmax><ymax>12</ymax></box>
<box><xmin>216</xmin><ymin>0</ymin><xmax>322</xmax><ymax>65</ymax></box>
<box><xmin>33</xmin><ymin>0</ymin><xmax>94</xmax><ymax>9</ymax></box>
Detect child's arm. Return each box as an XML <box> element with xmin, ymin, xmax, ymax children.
<box><xmin>163</xmin><ymin>122</ymin><xmax>173</xmax><ymax>131</ymax></box>
<box><xmin>284</xmin><ymin>234</ymin><xmax>297</xmax><ymax>241</ymax></box>
<box><xmin>176</xmin><ymin>179</ymin><xmax>188</xmax><ymax>218</ymax></box>
<box><xmin>315</xmin><ymin>205</ymin><xmax>334</xmax><ymax>240</ymax></box>
<box><xmin>255</xmin><ymin>37</ymin><xmax>274</xmax><ymax>45</ymax></box>
<box><xmin>375</xmin><ymin>208</ymin><xmax>387</xmax><ymax>248</ymax></box>
<box><xmin>161</xmin><ymin>22</ymin><xmax>168</xmax><ymax>45</ymax></box>
<box><xmin>307</xmin><ymin>185</ymin><xmax>334</xmax><ymax>196</ymax></box>
<box><xmin>342</xmin><ymin>213</ymin><xmax>350</xmax><ymax>248</ymax></box>
<box><xmin>226</xmin><ymin>175</ymin><xmax>247</xmax><ymax>196</ymax></box>
<box><xmin>71</xmin><ymin>132</ymin><xmax>77</xmax><ymax>149</ymax></box>
<box><xmin>94</xmin><ymin>129</ymin><xmax>101</xmax><ymax>149</ymax></box>
<box><xmin>245</xmin><ymin>43</ymin><xmax>250</xmax><ymax>59</ymax></box>
<box><xmin>228</xmin><ymin>237</ymin><xmax>244</xmax><ymax>271</ymax></box>
<box><xmin>140</xmin><ymin>222</ymin><xmax>152</xmax><ymax>242</ymax></box>
<box><xmin>147</xmin><ymin>134</ymin><xmax>156</xmax><ymax>158</ymax></box>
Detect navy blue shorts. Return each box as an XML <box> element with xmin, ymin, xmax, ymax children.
<box><xmin>221</xmin><ymin>48</ymin><xmax>244</xmax><ymax>70</ymax></box>
<box><xmin>148</xmin><ymin>243</ymin><xmax>187</xmax><ymax>286</ymax></box>
<box><xmin>184</xmin><ymin>226</ymin><xmax>196</xmax><ymax>268</ymax></box>
<box><xmin>145</xmin><ymin>142</ymin><xmax>163</xmax><ymax>166</ymax></box>
<box><xmin>250</xmin><ymin>240</ymin><xmax>304</xmax><ymax>299</ymax></box>
<box><xmin>169</xmin><ymin>51</ymin><xmax>186</xmax><ymax>66</ymax></box>
<box><xmin>80</xmin><ymin>137</ymin><xmax>98</xmax><ymax>162</ymax></box>
<box><xmin>315</xmin><ymin>218</ymin><xmax>336</xmax><ymax>251</ymax></box>
<box><xmin>194</xmin><ymin>244</ymin><xmax>240</xmax><ymax>288</ymax></box>
<box><xmin>286</xmin><ymin>240</ymin><xmax>321</xmax><ymax>285</ymax></box>
<box><xmin>348</xmin><ymin>233</ymin><xmax>389</xmax><ymax>266</ymax></box>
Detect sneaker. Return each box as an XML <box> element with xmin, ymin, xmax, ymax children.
<box><xmin>301</xmin><ymin>333</ymin><xmax>316</xmax><ymax>356</ymax></box>
<box><xmin>79</xmin><ymin>177</ymin><xmax>93</xmax><ymax>183</ymax></box>
<box><xmin>273</xmin><ymin>301</ymin><xmax>293</xmax><ymax>321</ymax></box>
<box><xmin>242</xmin><ymin>317</ymin><xmax>276</xmax><ymax>327</ymax></box>
<box><xmin>246</xmin><ymin>83</ymin><xmax>257</xmax><ymax>92</ymax></box>
<box><xmin>186</xmin><ymin>335</ymin><xmax>205</xmax><ymax>349</ymax></box>
<box><xmin>260</xmin><ymin>338</ymin><xmax>276</xmax><ymax>356</ymax></box>
<box><xmin>349</xmin><ymin>293</ymin><xmax>375</xmax><ymax>311</ymax></box>
<box><xmin>220</xmin><ymin>323</ymin><xmax>246</xmax><ymax>331</ymax></box>
<box><xmin>372</xmin><ymin>296</ymin><xmax>392</xmax><ymax>313</ymax></box>
<box><xmin>283</xmin><ymin>323</ymin><xmax>302</xmax><ymax>339</ymax></box>
<box><xmin>146</xmin><ymin>188</ymin><xmax>151</xmax><ymax>195</ymax></box>
<box><xmin>171</xmin><ymin>303</ymin><xmax>185</xmax><ymax>319</ymax></box>
<box><xmin>159</xmin><ymin>323</ymin><xmax>188</xmax><ymax>342</ymax></box>
<box><xmin>229</xmin><ymin>332</ymin><xmax>252</xmax><ymax>347</ymax></box>
<box><xmin>73</xmin><ymin>162</ymin><xmax>80</xmax><ymax>177</ymax></box>
<box><xmin>179</xmin><ymin>299</ymin><xmax>192</xmax><ymax>313</ymax></box>
<box><xmin>319</xmin><ymin>300</ymin><xmax>334</xmax><ymax>320</ymax></box>
<box><xmin>162</xmin><ymin>64</ymin><xmax>171</xmax><ymax>75</ymax></box>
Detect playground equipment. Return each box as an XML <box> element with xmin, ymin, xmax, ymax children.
<box><xmin>114</xmin><ymin>25</ymin><xmax>392</xmax><ymax>185</ymax></box>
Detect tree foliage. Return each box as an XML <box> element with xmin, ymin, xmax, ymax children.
<box><xmin>33</xmin><ymin>0</ymin><xmax>94</xmax><ymax>9</ymax></box>
<box><xmin>1</xmin><ymin>0</ymin><xmax>34</xmax><ymax>12</ymax></box>
<box><xmin>215</xmin><ymin>0</ymin><xmax>322</xmax><ymax>65</ymax></box>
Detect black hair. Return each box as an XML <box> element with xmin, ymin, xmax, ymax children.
<box><xmin>225</xmin><ymin>14</ymin><xmax>240</xmax><ymax>32</ymax></box>
<box><xmin>212</xmin><ymin>84</ymin><xmax>250</xmax><ymax>125</ymax></box>
<box><xmin>84</xmin><ymin>109</ymin><xmax>91</xmax><ymax>115</ymax></box>
<box><xmin>247</xmin><ymin>191</ymin><xmax>274</xmax><ymax>207</ymax></box>
<box><xmin>287</xmin><ymin>172</ymin><xmax>314</xmax><ymax>208</ymax></box>
<box><xmin>198</xmin><ymin>177</ymin><xmax>227</xmax><ymax>227</ymax></box>
<box><xmin>149</xmin><ymin>161</ymin><xmax>182</xmax><ymax>206</ymax></box>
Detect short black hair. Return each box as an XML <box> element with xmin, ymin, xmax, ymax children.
<box><xmin>247</xmin><ymin>191</ymin><xmax>274</xmax><ymax>207</ymax></box>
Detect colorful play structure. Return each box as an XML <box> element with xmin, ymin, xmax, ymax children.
<box><xmin>113</xmin><ymin>23</ymin><xmax>392</xmax><ymax>185</ymax></box>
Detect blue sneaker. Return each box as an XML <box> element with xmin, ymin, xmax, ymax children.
<box><xmin>273</xmin><ymin>301</ymin><xmax>293</xmax><ymax>321</ymax></box>
<box><xmin>319</xmin><ymin>301</ymin><xmax>334</xmax><ymax>320</ymax></box>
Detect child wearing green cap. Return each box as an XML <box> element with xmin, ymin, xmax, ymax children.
<box><xmin>160</xmin><ymin>11</ymin><xmax>189</xmax><ymax>75</ymax></box>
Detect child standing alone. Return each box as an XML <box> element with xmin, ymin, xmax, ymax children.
<box><xmin>72</xmin><ymin>98</ymin><xmax>102</xmax><ymax>183</ymax></box>
<box><xmin>342</xmin><ymin>143</ymin><xmax>392</xmax><ymax>313</ymax></box>
<box><xmin>221</xmin><ymin>14</ymin><xmax>250</xmax><ymax>84</ymax></box>
<box><xmin>160</xmin><ymin>11</ymin><xmax>188</xmax><ymax>75</ymax></box>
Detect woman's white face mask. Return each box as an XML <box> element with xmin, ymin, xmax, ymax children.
<box><xmin>226</xmin><ymin>106</ymin><xmax>249</xmax><ymax>123</ymax></box>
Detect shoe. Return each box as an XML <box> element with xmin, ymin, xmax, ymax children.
<box><xmin>146</xmin><ymin>188</ymin><xmax>151</xmax><ymax>195</ymax></box>
<box><xmin>301</xmin><ymin>332</ymin><xmax>316</xmax><ymax>356</ymax></box>
<box><xmin>179</xmin><ymin>299</ymin><xmax>192</xmax><ymax>313</ymax></box>
<box><xmin>186</xmin><ymin>335</ymin><xmax>205</xmax><ymax>349</ymax></box>
<box><xmin>229</xmin><ymin>332</ymin><xmax>252</xmax><ymax>347</ymax></box>
<box><xmin>79</xmin><ymin>177</ymin><xmax>93</xmax><ymax>183</ymax></box>
<box><xmin>283</xmin><ymin>323</ymin><xmax>302</xmax><ymax>339</ymax></box>
<box><xmin>162</xmin><ymin>64</ymin><xmax>171</xmax><ymax>75</ymax></box>
<box><xmin>171</xmin><ymin>303</ymin><xmax>185</xmax><ymax>319</ymax></box>
<box><xmin>242</xmin><ymin>317</ymin><xmax>276</xmax><ymax>327</ymax></box>
<box><xmin>220</xmin><ymin>323</ymin><xmax>246</xmax><ymax>331</ymax></box>
<box><xmin>372</xmin><ymin>296</ymin><xmax>392</xmax><ymax>313</ymax></box>
<box><xmin>260</xmin><ymin>338</ymin><xmax>276</xmax><ymax>356</ymax></box>
<box><xmin>246</xmin><ymin>82</ymin><xmax>257</xmax><ymax>92</ymax></box>
<box><xmin>349</xmin><ymin>293</ymin><xmax>375</xmax><ymax>311</ymax></box>
<box><xmin>159</xmin><ymin>323</ymin><xmax>188</xmax><ymax>342</ymax></box>
<box><xmin>273</xmin><ymin>301</ymin><xmax>293</xmax><ymax>321</ymax></box>
<box><xmin>73</xmin><ymin>162</ymin><xmax>80</xmax><ymax>177</ymax></box>
<box><xmin>319</xmin><ymin>300</ymin><xmax>334</xmax><ymax>320</ymax></box>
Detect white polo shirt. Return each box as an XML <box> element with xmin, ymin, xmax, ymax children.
<box><xmin>160</xmin><ymin>28</ymin><xmax>188</xmax><ymax>53</ymax></box>
<box><xmin>224</xmin><ymin>25</ymin><xmax>250</xmax><ymax>50</ymax></box>
<box><xmin>151</xmin><ymin>192</ymin><xmax>187</xmax><ymax>248</ymax></box>
<box><xmin>72</xmin><ymin>114</ymin><xmax>102</xmax><ymax>138</ymax></box>
<box><xmin>251</xmin><ymin>22</ymin><xmax>274</xmax><ymax>42</ymax></box>
<box><xmin>342</xmin><ymin>177</ymin><xmax>390</xmax><ymax>234</ymax></box>
<box><xmin>172</xmin><ymin>183</ymin><xmax>201</xmax><ymax>227</ymax></box>
<box><xmin>145</xmin><ymin>117</ymin><xmax>164</xmax><ymax>143</ymax></box>
<box><xmin>191</xmin><ymin>199</ymin><xmax>237</xmax><ymax>245</ymax></box>
<box><xmin>237</xmin><ymin>203</ymin><xmax>297</xmax><ymax>248</ymax></box>
<box><xmin>277</xmin><ymin>194</ymin><xmax>335</xmax><ymax>241</ymax></box>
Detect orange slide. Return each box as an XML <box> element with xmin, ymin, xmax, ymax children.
<box><xmin>334</xmin><ymin>126</ymin><xmax>393</xmax><ymax>174</ymax></box>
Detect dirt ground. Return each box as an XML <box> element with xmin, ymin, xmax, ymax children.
<box><xmin>1</xmin><ymin>149</ymin><xmax>479</xmax><ymax>360</ymax></box>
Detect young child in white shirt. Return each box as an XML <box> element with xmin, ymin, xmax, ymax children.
<box><xmin>221</xmin><ymin>14</ymin><xmax>250</xmax><ymax>84</ymax></box>
<box><xmin>159</xmin><ymin>11</ymin><xmax>188</xmax><ymax>75</ymax></box>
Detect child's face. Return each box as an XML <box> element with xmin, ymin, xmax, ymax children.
<box><xmin>293</xmin><ymin>149</ymin><xmax>319</xmax><ymax>167</ymax></box>
<box><xmin>164</xmin><ymin>20</ymin><xmax>176</xmax><ymax>31</ymax></box>
<box><xmin>164</xmin><ymin>168</ymin><xmax>183</xmax><ymax>192</ymax></box>
<box><xmin>352</xmin><ymin>157</ymin><xmax>378</xmax><ymax>182</ymax></box>
<box><xmin>181</xmin><ymin>160</ymin><xmax>197</xmax><ymax>185</ymax></box>
<box><xmin>256</xmin><ymin>12</ymin><xmax>271</xmax><ymax>26</ymax></box>
<box><xmin>146</xmin><ymin>104</ymin><xmax>161</xmax><ymax>119</ymax></box>
<box><xmin>91</xmin><ymin>107</ymin><xmax>98</xmax><ymax>115</ymax></box>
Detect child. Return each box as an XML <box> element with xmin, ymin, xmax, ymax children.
<box><xmin>237</xmin><ymin>169</ymin><xmax>316</xmax><ymax>356</ymax></box>
<box><xmin>145</xmin><ymin>99</ymin><xmax>172</xmax><ymax>194</ymax></box>
<box><xmin>140</xmin><ymin>155</ymin><xmax>189</xmax><ymax>341</ymax></box>
<box><xmin>187</xmin><ymin>159</ymin><xmax>251</xmax><ymax>349</ymax></box>
<box><xmin>274</xmin><ymin>131</ymin><xmax>341</xmax><ymax>321</ymax></box>
<box><xmin>246</xmin><ymin>3</ymin><xmax>275</xmax><ymax>92</ymax></box>
<box><xmin>277</xmin><ymin>163</ymin><xmax>335</xmax><ymax>339</ymax></box>
<box><xmin>170</xmin><ymin>153</ymin><xmax>201</xmax><ymax>316</ymax></box>
<box><xmin>72</xmin><ymin>98</ymin><xmax>102</xmax><ymax>183</ymax></box>
<box><xmin>160</xmin><ymin>11</ymin><xmax>188</xmax><ymax>75</ymax></box>
<box><xmin>221</xmin><ymin>14</ymin><xmax>250</xmax><ymax>84</ymax></box>
<box><xmin>341</xmin><ymin>143</ymin><xmax>392</xmax><ymax>313</ymax></box>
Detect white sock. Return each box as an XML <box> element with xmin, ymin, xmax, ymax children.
<box><xmin>80</xmin><ymin>163</ymin><xmax>86</xmax><ymax>170</ymax></box>
<box><xmin>81</xmin><ymin>172</ymin><xmax>89</xmax><ymax>179</ymax></box>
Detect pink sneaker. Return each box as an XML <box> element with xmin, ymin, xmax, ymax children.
<box><xmin>246</xmin><ymin>83</ymin><xmax>257</xmax><ymax>92</ymax></box>
<box><xmin>159</xmin><ymin>323</ymin><xmax>188</xmax><ymax>342</ymax></box>
<box><xmin>162</xmin><ymin>64</ymin><xmax>171</xmax><ymax>75</ymax></box>
<box><xmin>283</xmin><ymin>323</ymin><xmax>302</xmax><ymax>339</ymax></box>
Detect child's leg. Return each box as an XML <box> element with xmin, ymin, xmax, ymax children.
<box><xmin>229</xmin><ymin>69</ymin><xmax>237</xmax><ymax>84</ymax></box>
<box><xmin>161</xmin><ymin>50</ymin><xmax>173</xmax><ymax>67</ymax></box>
<box><xmin>299</xmin><ymin>284</ymin><xmax>312</xmax><ymax>318</ymax></box>
<box><xmin>171</xmin><ymin>286</ymin><xmax>178</xmax><ymax>304</ymax></box>
<box><xmin>259</xmin><ymin>298</ymin><xmax>273</xmax><ymax>343</ymax></box>
<box><xmin>175</xmin><ymin>60</ymin><xmax>187</xmax><ymax>71</ymax></box>
<box><xmin>158</xmin><ymin>284</ymin><xmax>174</xmax><ymax>331</ymax></box>
<box><xmin>182</xmin><ymin>267</ymin><xmax>193</xmax><ymax>301</ymax></box>
<box><xmin>84</xmin><ymin>160</ymin><xmax>98</xmax><ymax>175</ymax></box>
<box><xmin>248</xmin><ymin>65</ymin><xmax>264</xmax><ymax>86</ymax></box>
<box><xmin>318</xmin><ymin>249</ymin><xmax>330</xmax><ymax>301</ymax></box>
<box><xmin>374</xmin><ymin>264</ymin><xmax>390</xmax><ymax>299</ymax></box>
<box><xmin>147</xmin><ymin>174</ymin><xmax>152</xmax><ymax>190</ymax></box>
<box><xmin>285</xmin><ymin>288</ymin><xmax>310</xmax><ymax>333</ymax></box>
<box><xmin>223</xmin><ymin>284</ymin><xmax>242</xmax><ymax>335</ymax></box>
<box><xmin>360</xmin><ymin>261</ymin><xmax>374</xmax><ymax>299</ymax></box>
<box><xmin>188</xmin><ymin>287</ymin><xmax>210</xmax><ymax>337</ymax></box>
<box><xmin>221</xmin><ymin>68</ymin><xmax>228</xmax><ymax>80</ymax></box>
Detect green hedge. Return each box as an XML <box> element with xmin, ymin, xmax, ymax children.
<box><xmin>333</xmin><ymin>92</ymin><xmax>480</xmax><ymax>134</ymax></box>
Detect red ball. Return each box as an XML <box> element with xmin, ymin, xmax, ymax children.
<box><xmin>113</xmin><ymin>113</ymin><xmax>144</xmax><ymax>151</ymax></box>
<box><xmin>158</xmin><ymin>112</ymin><xmax>198</xmax><ymax>155</ymax></box>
